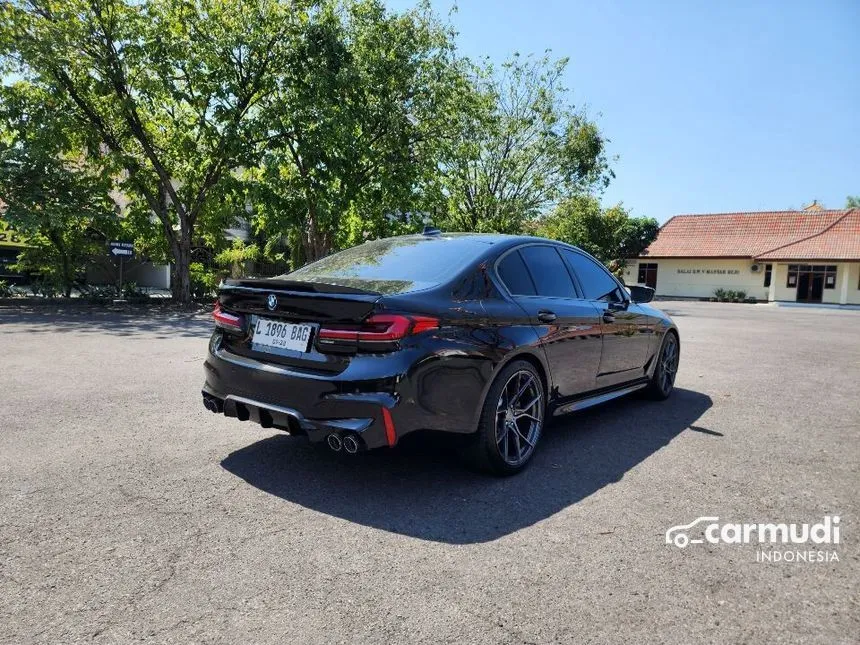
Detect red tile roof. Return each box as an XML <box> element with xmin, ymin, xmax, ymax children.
<box><xmin>641</xmin><ymin>209</ymin><xmax>860</xmax><ymax>260</ymax></box>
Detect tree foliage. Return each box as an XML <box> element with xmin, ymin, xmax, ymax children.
<box><xmin>0</xmin><ymin>84</ymin><xmax>119</xmax><ymax>296</ymax></box>
<box><xmin>441</xmin><ymin>54</ymin><xmax>612</xmax><ymax>234</ymax></box>
<box><xmin>249</xmin><ymin>0</ymin><xmax>469</xmax><ymax>264</ymax></box>
<box><xmin>0</xmin><ymin>0</ymin><xmax>301</xmax><ymax>302</ymax></box>
<box><xmin>0</xmin><ymin>0</ymin><xmax>627</xmax><ymax>300</ymax></box>
<box><xmin>846</xmin><ymin>196</ymin><xmax>860</xmax><ymax>209</ymax></box>
<box><xmin>535</xmin><ymin>194</ymin><xmax>658</xmax><ymax>266</ymax></box>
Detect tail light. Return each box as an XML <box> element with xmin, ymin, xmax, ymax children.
<box><xmin>213</xmin><ymin>300</ymin><xmax>245</xmax><ymax>333</ymax></box>
<box><xmin>318</xmin><ymin>314</ymin><xmax>439</xmax><ymax>352</ymax></box>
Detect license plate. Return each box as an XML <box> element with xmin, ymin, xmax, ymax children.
<box><xmin>251</xmin><ymin>317</ymin><xmax>314</xmax><ymax>353</ymax></box>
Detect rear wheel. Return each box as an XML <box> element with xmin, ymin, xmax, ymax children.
<box><xmin>645</xmin><ymin>331</ymin><xmax>679</xmax><ymax>400</ymax></box>
<box><xmin>464</xmin><ymin>360</ymin><xmax>545</xmax><ymax>476</ymax></box>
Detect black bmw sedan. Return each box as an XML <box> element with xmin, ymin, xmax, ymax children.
<box><xmin>202</xmin><ymin>231</ymin><xmax>679</xmax><ymax>475</ymax></box>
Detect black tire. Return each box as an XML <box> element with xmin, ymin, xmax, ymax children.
<box><xmin>463</xmin><ymin>360</ymin><xmax>546</xmax><ymax>476</ymax></box>
<box><xmin>645</xmin><ymin>330</ymin><xmax>679</xmax><ymax>400</ymax></box>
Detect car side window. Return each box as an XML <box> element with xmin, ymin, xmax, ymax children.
<box><xmin>497</xmin><ymin>249</ymin><xmax>536</xmax><ymax>296</ymax></box>
<box><xmin>518</xmin><ymin>246</ymin><xmax>577</xmax><ymax>298</ymax></box>
<box><xmin>561</xmin><ymin>249</ymin><xmax>623</xmax><ymax>302</ymax></box>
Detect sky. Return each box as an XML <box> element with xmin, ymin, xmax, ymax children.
<box><xmin>387</xmin><ymin>0</ymin><xmax>860</xmax><ymax>223</ymax></box>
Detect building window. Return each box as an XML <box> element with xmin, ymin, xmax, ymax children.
<box><xmin>823</xmin><ymin>265</ymin><xmax>837</xmax><ymax>289</ymax></box>
<box><xmin>637</xmin><ymin>262</ymin><xmax>658</xmax><ymax>288</ymax></box>
<box><xmin>788</xmin><ymin>264</ymin><xmax>839</xmax><ymax>291</ymax></box>
<box><xmin>763</xmin><ymin>263</ymin><xmax>772</xmax><ymax>288</ymax></box>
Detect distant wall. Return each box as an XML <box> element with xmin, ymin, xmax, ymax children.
<box><xmin>623</xmin><ymin>258</ymin><xmax>768</xmax><ymax>300</ymax></box>
<box><xmin>86</xmin><ymin>260</ymin><xmax>171</xmax><ymax>290</ymax></box>
<box><xmin>624</xmin><ymin>259</ymin><xmax>860</xmax><ymax>304</ymax></box>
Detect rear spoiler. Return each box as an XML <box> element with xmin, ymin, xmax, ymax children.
<box><xmin>220</xmin><ymin>278</ymin><xmax>381</xmax><ymax>296</ymax></box>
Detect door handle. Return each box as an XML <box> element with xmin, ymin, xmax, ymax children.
<box><xmin>537</xmin><ymin>310</ymin><xmax>557</xmax><ymax>323</ymax></box>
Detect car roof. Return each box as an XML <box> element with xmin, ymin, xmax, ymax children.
<box><xmin>394</xmin><ymin>232</ymin><xmax>564</xmax><ymax>248</ymax></box>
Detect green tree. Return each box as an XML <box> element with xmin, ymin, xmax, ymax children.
<box><xmin>0</xmin><ymin>85</ymin><xmax>119</xmax><ymax>296</ymax></box>
<box><xmin>441</xmin><ymin>54</ymin><xmax>613</xmax><ymax>234</ymax></box>
<box><xmin>536</xmin><ymin>194</ymin><xmax>659</xmax><ymax>267</ymax></box>
<box><xmin>249</xmin><ymin>0</ymin><xmax>468</xmax><ymax>264</ymax></box>
<box><xmin>0</xmin><ymin>0</ymin><xmax>301</xmax><ymax>303</ymax></box>
<box><xmin>846</xmin><ymin>196</ymin><xmax>860</xmax><ymax>208</ymax></box>
<box><xmin>0</xmin><ymin>147</ymin><xmax>118</xmax><ymax>297</ymax></box>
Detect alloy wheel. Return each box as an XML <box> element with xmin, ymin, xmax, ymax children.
<box><xmin>495</xmin><ymin>369</ymin><xmax>544</xmax><ymax>466</ymax></box>
<box><xmin>660</xmin><ymin>334</ymin><xmax>679</xmax><ymax>395</ymax></box>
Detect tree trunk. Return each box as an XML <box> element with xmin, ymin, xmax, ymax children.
<box><xmin>62</xmin><ymin>262</ymin><xmax>73</xmax><ymax>297</ymax></box>
<box><xmin>303</xmin><ymin>204</ymin><xmax>321</xmax><ymax>262</ymax></box>
<box><xmin>48</xmin><ymin>231</ymin><xmax>73</xmax><ymax>298</ymax></box>
<box><xmin>171</xmin><ymin>237</ymin><xmax>192</xmax><ymax>305</ymax></box>
<box><xmin>301</xmin><ymin>203</ymin><xmax>335</xmax><ymax>264</ymax></box>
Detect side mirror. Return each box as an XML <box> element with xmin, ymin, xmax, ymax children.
<box><xmin>628</xmin><ymin>285</ymin><xmax>655</xmax><ymax>303</ymax></box>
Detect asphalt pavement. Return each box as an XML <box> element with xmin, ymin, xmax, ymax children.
<box><xmin>0</xmin><ymin>301</ymin><xmax>857</xmax><ymax>644</ymax></box>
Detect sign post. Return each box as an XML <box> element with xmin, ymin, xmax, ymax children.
<box><xmin>109</xmin><ymin>241</ymin><xmax>135</xmax><ymax>298</ymax></box>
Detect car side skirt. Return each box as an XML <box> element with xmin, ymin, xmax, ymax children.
<box><xmin>551</xmin><ymin>379</ymin><xmax>650</xmax><ymax>416</ymax></box>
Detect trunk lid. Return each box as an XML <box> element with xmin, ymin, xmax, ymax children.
<box><xmin>216</xmin><ymin>278</ymin><xmax>383</xmax><ymax>373</ymax></box>
<box><xmin>218</xmin><ymin>278</ymin><xmax>381</xmax><ymax>323</ymax></box>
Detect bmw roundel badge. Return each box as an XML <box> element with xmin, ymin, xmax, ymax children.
<box><xmin>267</xmin><ymin>294</ymin><xmax>278</xmax><ymax>311</ymax></box>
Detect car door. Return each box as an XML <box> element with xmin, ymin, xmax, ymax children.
<box><xmin>495</xmin><ymin>244</ymin><xmax>603</xmax><ymax>400</ymax></box>
<box><xmin>560</xmin><ymin>249</ymin><xmax>653</xmax><ymax>388</ymax></box>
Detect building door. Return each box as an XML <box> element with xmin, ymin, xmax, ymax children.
<box><xmin>809</xmin><ymin>274</ymin><xmax>824</xmax><ymax>302</ymax></box>
<box><xmin>791</xmin><ymin>265</ymin><xmax>835</xmax><ymax>303</ymax></box>
<box><xmin>637</xmin><ymin>262</ymin><xmax>658</xmax><ymax>289</ymax></box>
<box><xmin>796</xmin><ymin>272</ymin><xmax>811</xmax><ymax>302</ymax></box>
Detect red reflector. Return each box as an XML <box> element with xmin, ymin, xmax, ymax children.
<box><xmin>318</xmin><ymin>314</ymin><xmax>439</xmax><ymax>342</ymax></box>
<box><xmin>213</xmin><ymin>300</ymin><xmax>244</xmax><ymax>330</ymax></box>
<box><xmin>382</xmin><ymin>407</ymin><xmax>396</xmax><ymax>446</ymax></box>
<box><xmin>410</xmin><ymin>316</ymin><xmax>440</xmax><ymax>334</ymax></box>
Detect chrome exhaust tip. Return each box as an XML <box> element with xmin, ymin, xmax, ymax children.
<box><xmin>342</xmin><ymin>434</ymin><xmax>360</xmax><ymax>454</ymax></box>
<box><xmin>326</xmin><ymin>433</ymin><xmax>343</xmax><ymax>452</ymax></box>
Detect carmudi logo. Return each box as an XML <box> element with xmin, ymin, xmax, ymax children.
<box><xmin>665</xmin><ymin>515</ymin><xmax>841</xmax><ymax>563</ymax></box>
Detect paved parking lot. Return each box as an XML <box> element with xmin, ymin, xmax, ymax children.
<box><xmin>1</xmin><ymin>301</ymin><xmax>858</xmax><ymax>644</ymax></box>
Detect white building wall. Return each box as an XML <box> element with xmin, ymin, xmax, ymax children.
<box><xmin>623</xmin><ymin>258</ymin><xmax>769</xmax><ymax>300</ymax></box>
<box><xmin>839</xmin><ymin>263</ymin><xmax>860</xmax><ymax>305</ymax></box>
<box><xmin>625</xmin><ymin>259</ymin><xmax>860</xmax><ymax>304</ymax></box>
<box><xmin>771</xmin><ymin>264</ymin><xmax>794</xmax><ymax>302</ymax></box>
<box><xmin>86</xmin><ymin>260</ymin><xmax>171</xmax><ymax>290</ymax></box>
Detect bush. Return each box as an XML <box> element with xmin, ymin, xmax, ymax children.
<box><xmin>735</xmin><ymin>290</ymin><xmax>746</xmax><ymax>301</ymax></box>
<box><xmin>190</xmin><ymin>262</ymin><xmax>220</xmax><ymax>300</ymax></box>
<box><xmin>84</xmin><ymin>284</ymin><xmax>118</xmax><ymax>303</ymax></box>
<box><xmin>215</xmin><ymin>240</ymin><xmax>260</xmax><ymax>279</ymax></box>
<box><xmin>28</xmin><ymin>279</ymin><xmax>60</xmax><ymax>298</ymax></box>
<box><xmin>714</xmin><ymin>288</ymin><xmax>727</xmax><ymax>301</ymax></box>
<box><xmin>120</xmin><ymin>281</ymin><xmax>150</xmax><ymax>303</ymax></box>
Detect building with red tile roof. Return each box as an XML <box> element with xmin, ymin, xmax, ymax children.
<box><xmin>623</xmin><ymin>207</ymin><xmax>860</xmax><ymax>305</ymax></box>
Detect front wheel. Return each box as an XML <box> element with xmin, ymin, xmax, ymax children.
<box><xmin>645</xmin><ymin>331</ymin><xmax>679</xmax><ymax>400</ymax></box>
<box><xmin>464</xmin><ymin>360</ymin><xmax>546</xmax><ymax>476</ymax></box>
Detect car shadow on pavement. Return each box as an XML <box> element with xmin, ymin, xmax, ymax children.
<box><xmin>220</xmin><ymin>387</ymin><xmax>712</xmax><ymax>544</ymax></box>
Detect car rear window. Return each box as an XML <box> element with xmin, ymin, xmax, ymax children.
<box><xmin>286</xmin><ymin>236</ymin><xmax>491</xmax><ymax>294</ymax></box>
<box><xmin>497</xmin><ymin>250</ymin><xmax>536</xmax><ymax>295</ymax></box>
<box><xmin>518</xmin><ymin>245</ymin><xmax>577</xmax><ymax>298</ymax></box>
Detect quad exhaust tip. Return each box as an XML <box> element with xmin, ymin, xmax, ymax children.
<box><xmin>342</xmin><ymin>434</ymin><xmax>360</xmax><ymax>454</ymax></box>
<box><xmin>326</xmin><ymin>433</ymin><xmax>343</xmax><ymax>452</ymax></box>
<box><xmin>327</xmin><ymin>432</ymin><xmax>361</xmax><ymax>453</ymax></box>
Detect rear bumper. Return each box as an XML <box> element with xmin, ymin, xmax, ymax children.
<box><xmin>201</xmin><ymin>390</ymin><xmax>386</xmax><ymax>448</ymax></box>
<box><xmin>202</xmin><ymin>331</ymin><xmax>491</xmax><ymax>449</ymax></box>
